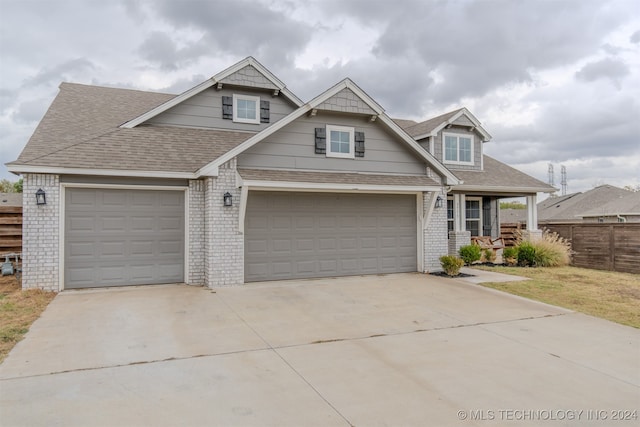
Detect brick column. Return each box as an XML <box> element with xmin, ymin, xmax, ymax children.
<box><xmin>21</xmin><ymin>174</ymin><xmax>60</xmax><ymax>291</ymax></box>
<box><xmin>423</xmin><ymin>190</ymin><xmax>449</xmax><ymax>272</ymax></box>
<box><xmin>187</xmin><ymin>180</ymin><xmax>205</xmax><ymax>285</ymax></box>
<box><xmin>448</xmin><ymin>231</ymin><xmax>471</xmax><ymax>256</ymax></box>
<box><xmin>204</xmin><ymin>159</ymin><xmax>244</xmax><ymax>287</ymax></box>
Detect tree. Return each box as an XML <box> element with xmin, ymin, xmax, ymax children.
<box><xmin>0</xmin><ymin>178</ymin><xmax>22</xmax><ymax>193</ymax></box>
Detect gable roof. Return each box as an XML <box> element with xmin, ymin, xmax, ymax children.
<box><xmin>197</xmin><ymin>78</ymin><xmax>461</xmax><ymax>185</ymax></box>
<box><xmin>7</xmin><ymin>83</ymin><xmax>252</xmax><ymax>177</ymax></box>
<box><xmin>120</xmin><ymin>57</ymin><xmax>302</xmax><ymax>128</ymax></box>
<box><xmin>580</xmin><ymin>191</ymin><xmax>640</xmax><ymax>218</ymax></box>
<box><xmin>400</xmin><ymin>108</ymin><xmax>492</xmax><ymax>142</ymax></box>
<box><xmin>452</xmin><ymin>155</ymin><xmax>556</xmax><ymax>194</ymax></box>
<box><xmin>539</xmin><ymin>185</ymin><xmax>632</xmax><ymax>222</ymax></box>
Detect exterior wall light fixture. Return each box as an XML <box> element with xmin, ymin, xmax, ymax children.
<box><xmin>35</xmin><ymin>188</ymin><xmax>47</xmax><ymax>205</ymax></box>
<box><xmin>223</xmin><ymin>192</ymin><xmax>233</xmax><ymax>207</ymax></box>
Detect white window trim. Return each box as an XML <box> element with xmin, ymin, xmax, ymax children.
<box><xmin>442</xmin><ymin>132</ymin><xmax>474</xmax><ymax>165</ymax></box>
<box><xmin>233</xmin><ymin>94</ymin><xmax>260</xmax><ymax>124</ymax></box>
<box><xmin>326</xmin><ymin>125</ymin><xmax>355</xmax><ymax>159</ymax></box>
<box><xmin>465</xmin><ymin>196</ymin><xmax>482</xmax><ymax>236</ymax></box>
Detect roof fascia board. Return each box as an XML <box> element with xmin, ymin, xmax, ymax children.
<box><xmin>452</xmin><ymin>184</ymin><xmax>556</xmax><ymax>193</ymax></box>
<box><xmin>242</xmin><ymin>179</ymin><xmax>441</xmax><ymax>194</ymax></box>
<box><xmin>6</xmin><ymin>164</ymin><xmax>200</xmax><ymax>179</ymax></box>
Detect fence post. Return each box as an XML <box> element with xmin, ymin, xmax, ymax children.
<box><xmin>609</xmin><ymin>225</ymin><xmax>615</xmax><ymax>272</ymax></box>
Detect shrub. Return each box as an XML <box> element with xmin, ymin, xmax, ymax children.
<box><xmin>517</xmin><ymin>241</ymin><xmax>537</xmax><ymax>266</ymax></box>
<box><xmin>532</xmin><ymin>231</ymin><xmax>572</xmax><ymax>267</ymax></box>
<box><xmin>459</xmin><ymin>244</ymin><xmax>482</xmax><ymax>265</ymax></box>
<box><xmin>502</xmin><ymin>247</ymin><xmax>518</xmax><ymax>266</ymax></box>
<box><xmin>440</xmin><ymin>255</ymin><xmax>465</xmax><ymax>276</ymax></box>
<box><xmin>482</xmin><ymin>248</ymin><xmax>496</xmax><ymax>263</ymax></box>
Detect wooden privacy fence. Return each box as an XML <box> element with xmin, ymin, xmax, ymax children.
<box><xmin>500</xmin><ymin>222</ymin><xmax>523</xmax><ymax>247</ymax></box>
<box><xmin>0</xmin><ymin>206</ymin><xmax>22</xmax><ymax>255</ymax></box>
<box><xmin>543</xmin><ymin>223</ymin><xmax>640</xmax><ymax>274</ymax></box>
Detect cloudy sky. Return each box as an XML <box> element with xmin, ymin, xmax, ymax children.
<box><xmin>1</xmin><ymin>0</ymin><xmax>639</xmax><ymax>195</ymax></box>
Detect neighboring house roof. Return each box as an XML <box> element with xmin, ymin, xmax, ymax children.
<box><xmin>121</xmin><ymin>57</ymin><xmax>303</xmax><ymax>128</ymax></box>
<box><xmin>500</xmin><ymin>208</ymin><xmax>527</xmax><ymax>223</ymax></box>
<box><xmin>451</xmin><ymin>155</ymin><xmax>556</xmax><ymax>194</ymax></box>
<box><xmin>580</xmin><ymin>191</ymin><xmax>640</xmax><ymax>218</ymax></box>
<box><xmin>0</xmin><ymin>193</ymin><xmax>22</xmax><ymax>207</ymax></box>
<box><xmin>539</xmin><ymin>185</ymin><xmax>632</xmax><ymax>222</ymax></box>
<box><xmin>391</xmin><ymin>118</ymin><xmax>418</xmax><ymax>129</ymax></box>
<box><xmin>400</xmin><ymin>107</ymin><xmax>492</xmax><ymax>142</ymax></box>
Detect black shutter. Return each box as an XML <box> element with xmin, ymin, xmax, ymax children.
<box><xmin>222</xmin><ymin>96</ymin><xmax>233</xmax><ymax>120</ymax></box>
<box><xmin>260</xmin><ymin>100</ymin><xmax>270</xmax><ymax>123</ymax></box>
<box><xmin>354</xmin><ymin>131</ymin><xmax>365</xmax><ymax>157</ymax></box>
<box><xmin>315</xmin><ymin>128</ymin><xmax>326</xmax><ymax>154</ymax></box>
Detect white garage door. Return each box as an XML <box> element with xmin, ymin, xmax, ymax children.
<box><xmin>245</xmin><ymin>191</ymin><xmax>417</xmax><ymax>282</ymax></box>
<box><xmin>64</xmin><ymin>188</ymin><xmax>185</xmax><ymax>289</ymax></box>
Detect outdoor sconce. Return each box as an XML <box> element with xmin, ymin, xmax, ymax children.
<box><xmin>223</xmin><ymin>192</ymin><xmax>233</xmax><ymax>207</ymax></box>
<box><xmin>35</xmin><ymin>188</ymin><xmax>47</xmax><ymax>206</ymax></box>
<box><xmin>435</xmin><ymin>195</ymin><xmax>443</xmax><ymax>208</ymax></box>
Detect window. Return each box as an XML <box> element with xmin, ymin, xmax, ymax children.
<box><xmin>447</xmin><ymin>198</ymin><xmax>454</xmax><ymax>233</ymax></box>
<box><xmin>326</xmin><ymin>125</ymin><xmax>354</xmax><ymax>158</ymax></box>
<box><xmin>443</xmin><ymin>133</ymin><xmax>473</xmax><ymax>165</ymax></box>
<box><xmin>233</xmin><ymin>94</ymin><xmax>260</xmax><ymax>124</ymax></box>
<box><xmin>465</xmin><ymin>198</ymin><xmax>481</xmax><ymax>237</ymax></box>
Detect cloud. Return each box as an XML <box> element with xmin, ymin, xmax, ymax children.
<box><xmin>137</xmin><ymin>32</ymin><xmax>206</xmax><ymax>71</ymax></box>
<box><xmin>575</xmin><ymin>57</ymin><xmax>630</xmax><ymax>88</ymax></box>
<box><xmin>23</xmin><ymin>58</ymin><xmax>96</xmax><ymax>88</ymax></box>
<box><xmin>631</xmin><ymin>29</ymin><xmax>640</xmax><ymax>43</ymax></box>
<box><xmin>12</xmin><ymin>98</ymin><xmax>49</xmax><ymax>124</ymax></box>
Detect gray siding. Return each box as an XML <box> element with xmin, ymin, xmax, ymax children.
<box><xmin>220</xmin><ymin>65</ymin><xmax>278</xmax><ymax>89</ymax></box>
<box><xmin>60</xmin><ymin>175</ymin><xmax>188</xmax><ymax>187</ymax></box>
<box><xmin>148</xmin><ymin>87</ymin><xmax>296</xmax><ymax>132</ymax></box>
<box><xmin>238</xmin><ymin>112</ymin><xmax>427</xmax><ymax>175</ymax></box>
<box><xmin>452</xmin><ymin>115</ymin><xmax>474</xmax><ymax>127</ymax></box>
<box><xmin>432</xmin><ymin>126</ymin><xmax>483</xmax><ymax>171</ymax></box>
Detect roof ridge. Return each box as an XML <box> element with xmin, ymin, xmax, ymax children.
<box><xmin>60</xmin><ymin>81</ymin><xmax>177</xmax><ymax>96</ymax></box>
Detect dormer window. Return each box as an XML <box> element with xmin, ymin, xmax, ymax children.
<box><xmin>443</xmin><ymin>133</ymin><xmax>473</xmax><ymax>165</ymax></box>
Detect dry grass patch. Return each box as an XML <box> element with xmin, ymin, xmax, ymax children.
<box><xmin>473</xmin><ymin>266</ymin><xmax>640</xmax><ymax>328</ymax></box>
<box><xmin>0</xmin><ymin>275</ymin><xmax>56</xmax><ymax>363</ymax></box>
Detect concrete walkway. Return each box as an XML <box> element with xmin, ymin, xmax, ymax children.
<box><xmin>1</xmin><ymin>272</ymin><xmax>638</xmax><ymax>426</ymax></box>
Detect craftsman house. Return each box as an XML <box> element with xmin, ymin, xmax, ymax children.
<box><xmin>7</xmin><ymin>57</ymin><xmax>553</xmax><ymax>291</ymax></box>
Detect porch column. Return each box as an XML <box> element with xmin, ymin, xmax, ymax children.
<box><xmin>448</xmin><ymin>193</ymin><xmax>471</xmax><ymax>255</ymax></box>
<box><xmin>526</xmin><ymin>194</ymin><xmax>538</xmax><ymax>231</ymax></box>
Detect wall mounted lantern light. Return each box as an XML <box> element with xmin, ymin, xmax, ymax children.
<box><xmin>223</xmin><ymin>192</ymin><xmax>233</xmax><ymax>207</ymax></box>
<box><xmin>35</xmin><ymin>188</ymin><xmax>47</xmax><ymax>205</ymax></box>
<box><xmin>435</xmin><ymin>195</ymin><xmax>443</xmax><ymax>209</ymax></box>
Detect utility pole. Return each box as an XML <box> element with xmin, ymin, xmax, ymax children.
<box><xmin>548</xmin><ymin>163</ymin><xmax>555</xmax><ymax>187</ymax></box>
<box><xmin>561</xmin><ymin>165</ymin><xmax>567</xmax><ymax>196</ymax></box>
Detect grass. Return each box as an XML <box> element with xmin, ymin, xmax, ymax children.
<box><xmin>0</xmin><ymin>274</ymin><xmax>56</xmax><ymax>363</ymax></box>
<box><xmin>473</xmin><ymin>265</ymin><xmax>640</xmax><ymax>328</ymax></box>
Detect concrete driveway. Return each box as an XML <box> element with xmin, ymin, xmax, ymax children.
<box><xmin>1</xmin><ymin>271</ymin><xmax>638</xmax><ymax>426</ymax></box>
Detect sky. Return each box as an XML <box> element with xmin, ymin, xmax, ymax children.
<box><xmin>1</xmin><ymin>0</ymin><xmax>639</xmax><ymax>196</ymax></box>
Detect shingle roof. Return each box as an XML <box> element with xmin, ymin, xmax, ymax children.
<box><xmin>238</xmin><ymin>169</ymin><xmax>439</xmax><ymax>187</ymax></box>
<box><xmin>539</xmin><ymin>185</ymin><xmax>632</xmax><ymax>221</ymax></box>
<box><xmin>579</xmin><ymin>188</ymin><xmax>640</xmax><ymax>218</ymax></box>
<box><xmin>452</xmin><ymin>156</ymin><xmax>555</xmax><ymax>193</ymax></box>
<box><xmin>9</xmin><ymin>83</ymin><xmax>253</xmax><ymax>173</ymax></box>
<box><xmin>399</xmin><ymin>109</ymin><xmax>463</xmax><ymax>138</ymax></box>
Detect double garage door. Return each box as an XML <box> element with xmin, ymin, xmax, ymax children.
<box><xmin>64</xmin><ymin>188</ymin><xmax>185</xmax><ymax>289</ymax></box>
<box><xmin>245</xmin><ymin>191</ymin><xmax>417</xmax><ymax>282</ymax></box>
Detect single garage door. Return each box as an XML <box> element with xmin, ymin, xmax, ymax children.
<box><xmin>245</xmin><ymin>191</ymin><xmax>417</xmax><ymax>282</ymax></box>
<box><xmin>65</xmin><ymin>188</ymin><xmax>185</xmax><ymax>289</ymax></box>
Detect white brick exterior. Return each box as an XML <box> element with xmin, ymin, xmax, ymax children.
<box><xmin>22</xmin><ymin>174</ymin><xmax>60</xmax><ymax>291</ymax></box>
<box><xmin>423</xmin><ymin>190</ymin><xmax>449</xmax><ymax>272</ymax></box>
<box><xmin>187</xmin><ymin>179</ymin><xmax>205</xmax><ymax>285</ymax></box>
<box><xmin>204</xmin><ymin>159</ymin><xmax>244</xmax><ymax>287</ymax></box>
<box><xmin>448</xmin><ymin>231</ymin><xmax>472</xmax><ymax>256</ymax></box>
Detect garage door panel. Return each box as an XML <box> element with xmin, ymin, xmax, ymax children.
<box><xmin>65</xmin><ymin>188</ymin><xmax>184</xmax><ymax>289</ymax></box>
<box><xmin>245</xmin><ymin>191</ymin><xmax>417</xmax><ymax>282</ymax></box>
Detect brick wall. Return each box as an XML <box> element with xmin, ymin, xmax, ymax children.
<box><xmin>204</xmin><ymin>159</ymin><xmax>244</xmax><ymax>287</ymax></box>
<box><xmin>423</xmin><ymin>190</ymin><xmax>449</xmax><ymax>272</ymax></box>
<box><xmin>187</xmin><ymin>179</ymin><xmax>205</xmax><ymax>285</ymax></box>
<box><xmin>448</xmin><ymin>231</ymin><xmax>471</xmax><ymax>256</ymax></box>
<box><xmin>22</xmin><ymin>174</ymin><xmax>60</xmax><ymax>291</ymax></box>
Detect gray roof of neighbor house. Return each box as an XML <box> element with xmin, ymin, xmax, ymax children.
<box><xmin>0</xmin><ymin>193</ymin><xmax>22</xmax><ymax>207</ymax></box>
<box><xmin>500</xmin><ymin>208</ymin><xmax>527</xmax><ymax>223</ymax></box>
<box><xmin>539</xmin><ymin>185</ymin><xmax>632</xmax><ymax>222</ymax></box>
<box><xmin>8</xmin><ymin>83</ymin><xmax>253</xmax><ymax>173</ymax></box>
<box><xmin>451</xmin><ymin>155</ymin><xmax>555</xmax><ymax>194</ymax></box>
<box><xmin>580</xmin><ymin>190</ymin><xmax>640</xmax><ymax>218</ymax></box>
